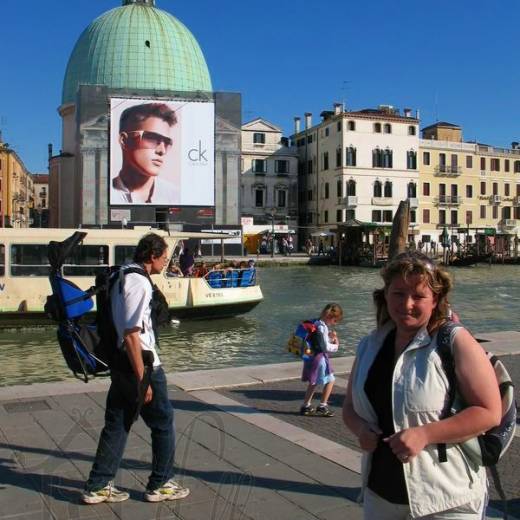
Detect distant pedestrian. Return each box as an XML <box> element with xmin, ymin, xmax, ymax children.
<box><xmin>300</xmin><ymin>303</ymin><xmax>343</xmax><ymax>417</ymax></box>
<box><xmin>318</xmin><ymin>240</ymin><xmax>324</xmax><ymax>256</ymax></box>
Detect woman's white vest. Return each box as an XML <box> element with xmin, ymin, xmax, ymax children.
<box><xmin>351</xmin><ymin>322</ymin><xmax>486</xmax><ymax>518</ymax></box>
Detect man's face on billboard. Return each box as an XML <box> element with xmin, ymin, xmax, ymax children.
<box><xmin>120</xmin><ymin>116</ymin><xmax>173</xmax><ymax>178</ymax></box>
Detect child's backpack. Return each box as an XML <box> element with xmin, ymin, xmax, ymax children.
<box><xmin>287</xmin><ymin>320</ymin><xmax>320</xmax><ymax>360</ymax></box>
<box><xmin>436</xmin><ymin>321</ymin><xmax>516</xmax><ymax>518</ymax></box>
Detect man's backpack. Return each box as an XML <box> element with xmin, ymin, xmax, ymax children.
<box><xmin>287</xmin><ymin>320</ymin><xmax>325</xmax><ymax>360</ymax></box>
<box><xmin>436</xmin><ymin>321</ymin><xmax>517</xmax><ymax>518</ymax></box>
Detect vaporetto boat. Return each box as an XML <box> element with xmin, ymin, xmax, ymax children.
<box><xmin>0</xmin><ymin>227</ymin><xmax>263</xmax><ymax>327</ymax></box>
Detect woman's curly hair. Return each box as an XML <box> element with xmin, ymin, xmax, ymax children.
<box><xmin>373</xmin><ymin>251</ymin><xmax>453</xmax><ymax>333</ymax></box>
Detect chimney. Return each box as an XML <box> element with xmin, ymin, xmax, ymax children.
<box><xmin>294</xmin><ymin>117</ymin><xmax>301</xmax><ymax>134</ymax></box>
<box><xmin>416</xmin><ymin>109</ymin><xmax>420</xmax><ymax>120</ymax></box>
<box><xmin>403</xmin><ymin>108</ymin><xmax>412</xmax><ymax>118</ymax></box>
<box><xmin>334</xmin><ymin>103</ymin><xmax>343</xmax><ymax>115</ymax></box>
<box><xmin>304</xmin><ymin>112</ymin><xmax>312</xmax><ymax>129</ymax></box>
<box><xmin>511</xmin><ymin>141</ymin><xmax>519</xmax><ymax>150</ymax></box>
<box><xmin>48</xmin><ymin>143</ymin><xmax>53</xmax><ymax>162</ymax></box>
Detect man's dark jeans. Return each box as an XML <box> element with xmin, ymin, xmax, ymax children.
<box><xmin>85</xmin><ymin>366</ymin><xmax>175</xmax><ymax>492</ymax></box>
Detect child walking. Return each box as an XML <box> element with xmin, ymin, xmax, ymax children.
<box><xmin>300</xmin><ymin>303</ymin><xmax>343</xmax><ymax>417</ymax></box>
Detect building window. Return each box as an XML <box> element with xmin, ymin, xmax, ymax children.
<box><xmin>514</xmin><ymin>161</ymin><xmax>520</xmax><ymax>173</ymax></box>
<box><xmin>423</xmin><ymin>182</ymin><xmax>430</xmax><ymax>196</ymax></box>
<box><xmin>480</xmin><ymin>205</ymin><xmax>486</xmax><ymax>218</ymax></box>
<box><xmin>336</xmin><ymin>148</ymin><xmax>342</xmax><ymax>167</ymax></box>
<box><xmin>324</xmin><ymin>210</ymin><xmax>329</xmax><ymax>223</ymax></box>
<box><xmin>408</xmin><ymin>126</ymin><xmax>416</xmax><ymax>136</ymax></box>
<box><xmin>492</xmin><ymin>205</ymin><xmax>498</xmax><ymax>219</ymax></box>
<box><xmin>307</xmin><ymin>160</ymin><xmax>313</xmax><ymax>174</ymax></box>
<box><xmin>346</xmin><ymin>209</ymin><xmax>355</xmax><ymax>220</ymax></box>
<box><xmin>253</xmin><ymin>132</ymin><xmax>265</xmax><ymax>144</ymax></box>
<box><xmin>407</xmin><ymin>182</ymin><xmax>417</xmax><ymax>198</ymax></box>
<box><xmin>410</xmin><ymin>210</ymin><xmax>416</xmax><ymax>223</ymax></box>
<box><xmin>374</xmin><ymin>122</ymin><xmax>382</xmax><ymax>133</ymax></box>
<box><xmin>323</xmin><ymin>152</ymin><xmax>329</xmax><ymax>170</ymax></box>
<box><xmin>255</xmin><ymin>189</ymin><xmax>264</xmax><ymax>207</ymax></box>
<box><xmin>466</xmin><ymin>185</ymin><xmax>473</xmax><ymax>198</ymax></box>
<box><xmin>490</xmin><ymin>158</ymin><xmax>500</xmax><ymax>171</ymax></box>
<box><xmin>466</xmin><ymin>211</ymin><xmax>473</xmax><ymax>225</ymax></box>
<box><xmin>324</xmin><ymin>182</ymin><xmax>330</xmax><ymax>199</ymax></box>
<box><xmin>466</xmin><ymin>156</ymin><xmax>473</xmax><ymax>168</ymax></box>
<box><xmin>307</xmin><ymin>189</ymin><xmax>313</xmax><ymax>201</ymax></box>
<box><xmin>450</xmin><ymin>210</ymin><xmax>458</xmax><ymax>225</ymax></box>
<box><xmin>307</xmin><ymin>134</ymin><xmax>313</xmax><ymax>144</ymax></box>
<box><xmin>372</xmin><ymin>210</ymin><xmax>381</xmax><ymax>222</ymax></box>
<box><xmin>346</xmin><ymin>146</ymin><xmax>357</xmax><ymax>166</ymax></box>
<box><xmin>276</xmin><ymin>189</ymin><xmax>287</xmax><ymax>208</ymax></box>
<box><xmin>439</xmin><ymin>210</ymin><xmax>446</xmax><ymax>225</ymax></box>
<box><xmin>384</xmin><ymin>123</ymin><xmax>392</xmax><ymax>134</ymax></box>
<box><xmin>252</xmin><ymin>159</ymin><xmax>267</xmax><ymax>173</ymax></box>
<box><xmin>336</xmin><ymin>209</ymin><xmax>343</xmax><ymax>222</ymax></box>
<box><xmin>347</xmin><ymin>120</ymin><xmax>355</xmax><ymax>131</ymax></box>
<box><xmin>307</xmin><ymin>212</ymin><xmax>313</xmax><ymax>224</ymax></box>
<box><xmin>275</xmin><ymin>160</ymin><xmax>288</xmax><ymax>174</ymax></box>
<box><xmin>383</xmin><ymin>210</ymin><xmax>393</xmax><ymax>222</ymax></box>
<box><xmin>373</xmin><ymin>148</ymin><xmax>382</xmax><ymax>168</ymax></box>
<box><xmin>505</xmin><ymin>183</ymin><xmax>510</xmax><ymax>196</ymax></box>
<box><xmin>336</xmin><ymin>180</ymin><xmax>342</xmax><ymax>197</ymax></box>
<box><xmin>423</xmin><ymin>151</ymin><xmax>430</xmax><ymax>165</ymax></box>
<box><xmin>347</xmin><ymin>179</ymin><xmax>356</xmax><ymax>196</ymax></box>
<box><xmin>407</xmin><ymin>151</ymin><xmax>417</xmax><ymax>170</ymax></box>
<box><xmin>337</xmin><ymin>121</ymin><xmax>342</xmax><ymax>132</ymax></box>
<box><xmin>493</xmin><ymin>182</ymin><xmax>498</xmax><ymax>195</ymax></box>
<box><xmin>423</xmin><ymin>209</ymin><xmax>430</xmax><ymax>224</ymax></box>
<box><xmin>384</xmin><ymin>181</ymin><xmax>393</xmax><ymax>198</ymax></box>
<box><xmin>480</xmin><ymin>181</ymin><xmax>486</xmax><ymax>195</ymax></box>
<box><xmin>373</xmin><ymin>180</ymin><xmax>382</xmax><ymax>197</ymax></box>
<box><xmin>505</xmin><ymin>160</ymin><xmax>510</xmax><ymax>172</ymax></box>
<box><xmin>383</xmin><ymin>149</ymin><xmax>393</xmax><ymax>168</ymax></box>
<box><xmin>480</xmin><ymin>157</ymin><xmax>486</xmax><ymax>170</ymax></box>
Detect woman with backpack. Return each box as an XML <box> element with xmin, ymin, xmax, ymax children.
<box><xmin>343</xmin><ymin>251</ymin><xmax>501</xmax><ymax>519</ymax></box>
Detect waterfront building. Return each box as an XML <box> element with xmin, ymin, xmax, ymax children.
<box><xmin>0</xmin><ymin>138</ymin><xmax>33</xmax><ymax>228</ymax></box>
<box><xmin>51</xmin><ymin>0</ymin><xmax>241</xmax><ymax>229</ymax></box>
<box><xmin>419</xmin><ymin>122</ymin><xmax>520</xmax><ymax>243</ymax></box>
<box><xmin>291</xmin><ymin>104</ymin><xmax>420</xmax><ymax>243</ymax></box>
<box><xmin>30</xmin><ymin>173</ymin><xmax>49</xmax><ymax>227</ymax></box>
<box><xmin>240</xmin><ymin>118</ymin><xmax>299</xmax><ymax>247</ymax></box>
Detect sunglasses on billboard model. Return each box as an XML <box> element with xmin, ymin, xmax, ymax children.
<box><xmin>121</xmin><ymin>130</ymin><xmax>173</xmax><ymax>150</ymax></box>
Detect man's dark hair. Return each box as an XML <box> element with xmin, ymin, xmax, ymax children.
<box><xmin>134</xmin><ymin>233</ymin><xmax>168</xmax><ymax>263</ymax></box>
<box><xmin>120</xmin><ymin>103</ymin><xmax>177</xmax><ymax>132</ymax></box>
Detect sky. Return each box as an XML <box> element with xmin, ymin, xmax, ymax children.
<box><xmin>1</xmin><ymin>0</ymin><xmax>519</xmax><ymax>173</ymax></box>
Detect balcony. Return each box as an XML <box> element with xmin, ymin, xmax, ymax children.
<box><xmin>372</xmin><ymin>197</ymin><xmax>393</xmax><ymax>206</ymax></box>
<box><xmin>490</xmin><ymin>195</ymin><xmax>501</xmax><ymax>204</ymax></box>
<box><xmin>434</xmin><ymin>195</ymin><xmax>462</xmax><ymax>206</ymax></box>
<box><xmin>434</xmin><ymin>165</ymin><xmax>461</xmax><ymax>177</ymax></box>
<box><xmin>437</xmin><ymin>223</ymin><xmax>460</xmax><ymax>229</ymax></box>
<box><xmin>513</xmin><ymin>196</ymin><xmax>520</xmax><ymax>207</ymax></box>
<box><xmin>498</xmin><ymin>219</ymin><xmax>517</xmax><ymax>232</ymax></box>
<box><xmin>339</xmin><ymin>195</ymin><xmax>358</xmax><ymax>207</ymax></box>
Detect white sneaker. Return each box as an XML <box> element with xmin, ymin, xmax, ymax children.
<box><xmin>81</xmin><ymin>481</ymin><xmax>130</xmax><ymax>504</ymax></box>
<box><xmin>145</xmin><ymin>480</ymin><xmax>190</xmax><ymax>502</ymax></box>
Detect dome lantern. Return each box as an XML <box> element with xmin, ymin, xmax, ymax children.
<box><xmin>122</xmin><ymin>0</ymin><xmax>155</xmax><ymax>5</ymax></box>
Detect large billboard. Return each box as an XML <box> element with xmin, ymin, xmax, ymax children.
<box><xmin>109</xmin><ymin>97</ymin><xmax>214</xmax><ymax>206</ymax></box>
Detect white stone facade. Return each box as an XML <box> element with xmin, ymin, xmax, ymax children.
<box><xmin>292</xmin><ymin>105</ymin><xmax>420</xmax><ymax>235</ymax></box>
<box><xmin>240</xmin><ymin>118</ymin><xmax>299</xmax><ymax>230</ymax></box>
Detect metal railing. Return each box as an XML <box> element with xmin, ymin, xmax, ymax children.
<box><xmin>434</xmin><ymin>195</ymin><xmax>462</xmax><ymax>205</ymax></box>
<box><xmin>434</xmin><ymin>165</ymin><xmax>462</xmax><ymax>176</ymax></box>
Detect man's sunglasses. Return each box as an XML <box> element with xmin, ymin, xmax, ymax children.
<box><xmin>122</xmin><ymin>130</ymin><xmax>173</xmax><ymax>150</ymax></box>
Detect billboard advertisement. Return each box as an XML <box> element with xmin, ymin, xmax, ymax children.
<box><xmin>109</xmin><ymin>97</ymin><xmax>214</xmax><ymax>206</ymax></box>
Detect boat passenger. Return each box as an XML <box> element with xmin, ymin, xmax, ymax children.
<box><xmin>179</xmin><ymin>247</ymin><xmax>195</xmax><ymax>277</ymax></box>
<box><xmin>166</xmin><ymin>262</ymin><xmax>183</xmax><ymax>277</ymax></box>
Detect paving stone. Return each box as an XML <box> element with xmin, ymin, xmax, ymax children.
<box><xmin>317</xmin><ymin>503</ymin><xmax>364</xmax><ymax>520</ymax></box>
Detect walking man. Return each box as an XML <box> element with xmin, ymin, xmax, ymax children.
<box><xmin>82</xmin><ymin>233</ymin><xmax>189</xmax><ymax>504</ymax></box>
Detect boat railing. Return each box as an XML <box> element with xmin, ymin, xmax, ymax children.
<box><xmin>204</xmin><ymin>268</ymin><xmax>257</xmax><ymax>289</ymax></box>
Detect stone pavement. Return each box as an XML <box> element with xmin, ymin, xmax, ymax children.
<box><xmin>0</xmin><ymin>331</ymin><xmax>519</xmax><ymax>520</ymax></box>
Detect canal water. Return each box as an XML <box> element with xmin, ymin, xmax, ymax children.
<box><xmin>1</xmin><ymin>264</ymin><xmax>519</xmax><ymax>386</ymax></box>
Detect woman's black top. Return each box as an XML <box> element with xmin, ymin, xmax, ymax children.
<box><xmin>364</xmin><ymin>329</ymin><xmax>409</xmax><ymax>504</ymax></box>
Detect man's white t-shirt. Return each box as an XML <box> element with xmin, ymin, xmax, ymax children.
<box><xmin>110</xmin><ymin>264</ymin><xmax>161</xmax><ymax>368</ymax></box>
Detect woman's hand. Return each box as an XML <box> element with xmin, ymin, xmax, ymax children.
<box><xmin>384</xmin><ymin>426</ymin><xmax>428</xmax><ymax>462</ymax></box>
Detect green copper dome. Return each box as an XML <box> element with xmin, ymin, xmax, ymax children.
<box><xmin>62</xmin><ymin>1</ymin><xmax>212</xmax><ymax>104</ymax></box>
